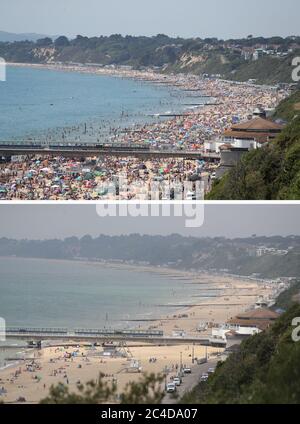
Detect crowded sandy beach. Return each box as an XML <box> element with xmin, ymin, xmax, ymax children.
<box><xmin>0</xmin><ymin>63</ymin><xmax>288</xmax><ymax>200</ymax></box>
<box><xmin>0</xmin><ymin>265</ymin><xmax>273</xmax><ymax>404</ymax></box>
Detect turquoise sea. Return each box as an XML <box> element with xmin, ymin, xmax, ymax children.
<box><xmin>0</xmin><ymin>66</ymin><xmax>193</xmax><ymax>143</ymax></box>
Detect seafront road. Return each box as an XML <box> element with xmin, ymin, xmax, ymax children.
<box><xmin>163</xmin><ymin>359</ymin><xmax>219</xmax><ymax>404</ymax></box>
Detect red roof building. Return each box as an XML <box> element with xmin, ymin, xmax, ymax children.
<box><xmin>223</xmin><ymin>117</ymin><xmax>284</xmax><ymax>146</ymax></box>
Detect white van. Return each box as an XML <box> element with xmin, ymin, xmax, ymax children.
<box><xmin>166</xmin><ymin>383</ymin><xmax>176</xmax><ymax>393</ymax></box>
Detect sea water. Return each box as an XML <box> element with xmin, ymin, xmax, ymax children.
<box><xmin>0</xmin><ymin>66</ymin><xmax>195</xmax><ymax>143</ymax></box>
<box><xmin>0</xmin><ymin>256</ymin><xmax>217</xmax><ymax>367</ymax></box>
<box><xmin>0</xmin><ymin>257</ymin><xmax>206</xmax><ymax>330</ymax></box>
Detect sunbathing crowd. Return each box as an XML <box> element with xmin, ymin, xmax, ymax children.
<box><xmin>0</xmin><ymin>155</ymin><xmax>216</xmax><ymax>200</ymax></box>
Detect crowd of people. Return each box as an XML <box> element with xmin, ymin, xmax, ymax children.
<box><xmin>0</xmin><ymin>155</ymin><xmax>213</xmax><ymax>200</ymax></box>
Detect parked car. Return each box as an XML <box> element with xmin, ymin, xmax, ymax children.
<box><xmin>173</xmin><ymin>377</ymin><xmax>181</xmax><ymax>386</ymax></box>
<box><xmin>200</xmin><ymin>373</ymin><xmax>209</xmax><ymax>382</ymax></box>
<box><xmin>166</xmin><ymin>383</ymin><xmax>176</xmax><ymax>393</ymax></box>
<box><xmin>208</xmin><ymin>367</ymin><xmax>215</xmax><ymax>374</ymax></box>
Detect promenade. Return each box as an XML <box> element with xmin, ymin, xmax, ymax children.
<box><xmin>5</xmin><ymin>327</ymin><xmax>224</xmax><ymax>347</ymax></box>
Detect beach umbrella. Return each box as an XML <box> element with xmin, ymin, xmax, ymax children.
<box><xmin>189</xmin><ymin>174</ymin><xmax>201</xmax><ymax>182</ymax></box>
<box><xmin>84</xmin><ymin>173</ymin><xmax>94</xmax><ymax>180</ymax></box>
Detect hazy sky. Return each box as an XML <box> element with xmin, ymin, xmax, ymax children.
<box><xmin>1</xmin><ymin>0</ymin><xmax>299</xmax><ymax>39</ymax></box>
<box><xmin>0</xmin><ymin>204</ymin><xmax>299</xmax><ymax>240</ymax></box>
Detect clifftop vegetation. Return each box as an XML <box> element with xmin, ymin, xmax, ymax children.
<box><xmin>0</xmin><ymin>34</ymin><xmax>299</xmax><ymax>84</ymax></box>
<box><xmin>1</xmin><ymin>234</ymin><xmax>300</xmax><ymax>278</ymax></box>
<box><xmin>207</xmin><ymin>89</ymin><xmax>300</xmax><ymax>200</ymax></box>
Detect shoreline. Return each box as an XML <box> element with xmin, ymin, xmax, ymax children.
<box><xmin>6</xmin><ymin>61</ymin><xmax>281</xmax><ymax>90</ymax></box>
<box><xmin>0</xmin><ymin>254</ymin><xmax>264</xmax><ymax>282</ymax></box>
<box><xmin>4</xmin><ymin>62</ymin><xmax>200</xmax><ymax>146</ymax></box>
<box><xmin>6</xmin><ymin>62</ymin><xmax>191</xmax><ymax>88</ymax></box>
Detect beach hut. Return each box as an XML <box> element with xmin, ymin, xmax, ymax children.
<box><xmin>127</xmin><ymin>359</ymin><xmax>142</xmax><ymax>373</ymax></box>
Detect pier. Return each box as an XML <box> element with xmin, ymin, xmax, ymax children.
<box><xmin>5</xmin><ymin>327</ymin><xmax>225</xmax><ymax>347</ymax></box>
<box><xmin>0</xmin><ymin>142</ymin><xmax>220</xmax><ymax>161</ymax></box>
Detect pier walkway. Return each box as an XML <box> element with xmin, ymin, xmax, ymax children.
<box><xmin>0</xmin><ymin>142</ymin><xmax>220</xmax><ymax>161</ymax></box>
<box><xmin>5</xmin><ymin>327</ymin><xmax>225</xmax><ymax>347</ymax></box>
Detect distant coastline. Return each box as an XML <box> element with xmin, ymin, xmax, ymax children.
<box><xmin>0</xmin><ymin>254</ymin><xmax>260</xmax><ymax>284</ymax></box>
